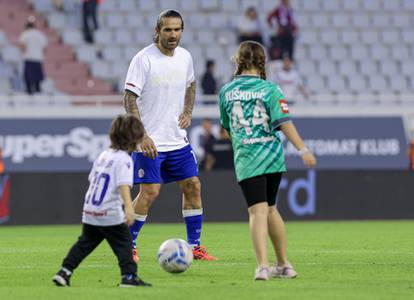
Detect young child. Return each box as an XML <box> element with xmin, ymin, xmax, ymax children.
<box><xmin>53</xmin><ymin>114</ymin><xmax>151</xmax><ymax>287</ymax></box>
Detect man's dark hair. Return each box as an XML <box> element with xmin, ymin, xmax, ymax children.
<box><xmin>206</xmin><ymin>60</ymin><xmax>215</xmax><ymax>69</ymax></box>
<box><xmin>156</xmin><ymin>9</ymin><xmax>184</xmax><ymax>30</ymax></box>
<box><xmin>153</xmin><ymin>9</ymin><xmax>184</xmax><ymax>43</ymax></box>
<box><xmin>109</xmin><ymin>114</ymin><xmax>144</xmax><ymax>151</ymax></box>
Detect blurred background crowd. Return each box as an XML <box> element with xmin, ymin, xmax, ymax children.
<box><xmin>0</xmin><ymin>0</ymin><xmax>413</xmax><ymax>103</ymax></box>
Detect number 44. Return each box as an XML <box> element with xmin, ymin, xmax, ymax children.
<box><xmin>231</xmin><ymin>100</ymin><xmax>270</xmax><ymax>135</ymax></box>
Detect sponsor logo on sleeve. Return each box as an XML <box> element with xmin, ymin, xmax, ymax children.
<box><xmin>279</xmin><ymin>99</ymin><xmax>289</xmax><ymax>114</ymax></box>
<box><xmin>126</xmin><ymin>82</ymin><xmax>136</xmax><ymax>87</ymax></box>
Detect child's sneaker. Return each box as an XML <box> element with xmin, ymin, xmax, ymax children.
<box><xmin>119</xmin><ymin>275</ymin><xmax>152</xmax><ymax>287</ymax></box>
<box><xmin>269</xmin><ymin>264</ymin><xmax>298</xmax><ymax>279</ymax></box>
<box><xmin>52</xmin><ymin>268</ymin><xmax>72</xmax><ymax>287</ymax></box>
<box><xmin>254</xmin><ymin>266</ymin><xmax>269</xmax><ymax>281</ymax></box>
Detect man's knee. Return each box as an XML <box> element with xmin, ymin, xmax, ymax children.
<box><xmin>181</xmin><ymin>177</ymin><xmax>201</xmax><ymax>197</ymax></box>
<box><xmin>138</xmin><ymin>185</ymin><xmax>160</xmax><ymax>207</ymax></box>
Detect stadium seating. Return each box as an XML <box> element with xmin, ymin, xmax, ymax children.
<box><xmin>0</xmin><ymin>0</ymin><xmax>113</xmax><ymax>95</ymax></box>
<box><xmin>0</xmin><ymin>0</ymin><xmax>413</xmax><ymax>101</ymax></box>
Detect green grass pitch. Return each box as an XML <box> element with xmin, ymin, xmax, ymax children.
<box><xmin>0</xmin><ymin>221</ymin><xmax>413</xmax><ymax>300</ymax></box>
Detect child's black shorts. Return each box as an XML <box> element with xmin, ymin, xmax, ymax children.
<box><xmin>238</xmin><ymin>173</ymin><xmax>283</xmax><ymax>207</ymax></box>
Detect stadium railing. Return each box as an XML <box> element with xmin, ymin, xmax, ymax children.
<box><xmin>1</xmin><ymin>93</ymin><xmax>414</xmax><ymax>107</ymax></box>
<box><xmin>1</xmin><ymin>94</ymin><xmax>414</xmax><ymax>137</ymax></box>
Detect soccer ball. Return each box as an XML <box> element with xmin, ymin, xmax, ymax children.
<box><xmin>157</xmin><ymin>239</ymin><xmax>193</xmax><ymax>273</ymax></box>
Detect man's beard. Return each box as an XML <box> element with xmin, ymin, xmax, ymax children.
<box><xmin>161</xmin><ymin>37</ymin><xmax>180</xmax><ymax>50</ymax></box>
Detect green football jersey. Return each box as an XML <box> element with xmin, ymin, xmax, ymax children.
<box><xmin>219</xmin><ymin>75</ymin><xmax>291</xmax><ymax>182</ymax></box>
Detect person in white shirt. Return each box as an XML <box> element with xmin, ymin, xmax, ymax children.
<box><xmin>123</xmin><ymin>10</ymin><xmax>217</xmax><ymax>262</ymax></box>
<box><xmin>271</xmin><ymin>56</ymin><xmax>308</xmax><ymax>104</ymax></box>
<box><xmin>18</xmin><ymin>16</ymin><xmax>47</xmax><ymax>94</ymax></box>
<box><xmin>237</xmin><ymin>6</ymin><xmax>263</xmax><ymax>44</ymax></box>
<box><xmin>53</xmin><ymin>115</ymin><xmax>151</xmax><ymax>288</ymax></box>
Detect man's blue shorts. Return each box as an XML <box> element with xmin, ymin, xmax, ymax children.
<box><xmin>131</xmin><ymin>144</ymin><xmax>198</xmax><ymax>184</ymax></box>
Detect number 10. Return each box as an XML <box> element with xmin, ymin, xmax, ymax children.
<box><xmin>86</xmin><ymin>172</ymin><xmax>110</xmax><ymax>206</ymax></box>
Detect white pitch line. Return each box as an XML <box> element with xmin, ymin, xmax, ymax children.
<box><xmin>289</xmin><ymin>250</ymin><xmax>414</xmax><ymax>255</ymax></box>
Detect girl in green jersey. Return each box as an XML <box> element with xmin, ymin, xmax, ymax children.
<box><xmin>219</xmin><ymin>41</ymin><xmax>316</xmax><ymax>280</ymax></box>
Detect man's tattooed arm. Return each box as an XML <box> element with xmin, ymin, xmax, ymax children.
<box><xmin>123</xmin><ymin>90</ymin><xmax>158</xmax><ymax>156</ymax></box>
<box><xmin>184</xmin><ymin>81</ymin><xmax>196</xmax><ymax>115</ymax></box>
<box><xmin>123</xmin><ymin>90</ymin><xmax>149</xmax><ymax>137</ymax></box>
<box><xmin>123</xmin><ymin>90</ymin><xmax>139</xmax><ymax>117</ymax></box>
<box><xmin>178</xmin><ymin>81</ymin><xmax>196</xmax><ymax>129</ymax></box>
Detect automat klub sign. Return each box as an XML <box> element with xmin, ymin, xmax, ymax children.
<box><xmin>0</xmin><ymin>117</ymin><xmax>409</xmax><ymax>172</ymax></box>
<box><xmin>187</xmin><ymin>117</ymin><xmax>409</xmax><ymax>170</ymax></box>
<box><xmin>283</xmin><ymin>117</ymin><xmax>408</xmax><ymax>170</ymax></box>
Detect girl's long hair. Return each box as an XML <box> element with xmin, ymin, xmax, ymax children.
<box><xmin>234</xmin><ymin>41</ymin><xmax>267</xmax><ymax>80</ymax></box>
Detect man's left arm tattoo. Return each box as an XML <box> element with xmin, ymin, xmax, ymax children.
<box><xmin>184</xmin><ymin>81</ymin><xmax>196</xmax><ymax>115</ymax></box>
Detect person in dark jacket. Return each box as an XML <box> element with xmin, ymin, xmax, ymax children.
<box><xmin>201</xmin><ymin>60</ymin><xmax>218</xmax><ymax>95</ymax></box>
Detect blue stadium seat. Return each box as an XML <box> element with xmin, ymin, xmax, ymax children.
<box><xmin>359</xmin><ymin>60</ymin><xmax>378</xmax><ymax>76</ymax></box>
<box><xmin>119</xmin><ymin>0</ymin><xmax>136</xmax><ymax>12</ymax></box>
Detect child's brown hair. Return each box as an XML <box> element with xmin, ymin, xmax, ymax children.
<box><xmin>109</xmin><ymin>114</ymin><xmax>144</xmax><ymax>152</ymax></box>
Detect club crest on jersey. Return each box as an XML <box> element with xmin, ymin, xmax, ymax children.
<box><xmin>279</xmin><ymin>99</ymin><xmax>289</xmax><ymax>114</ymax></box>
<box><xmin>138</xmin><ymin>168</ymin><xmax>145</xmax><ymax>178</ymax></box>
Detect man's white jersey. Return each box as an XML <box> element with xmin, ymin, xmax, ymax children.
<box><xmin>124</xmin><ymin>43</ymin><xmax>195</xmax><ymax>151</ymax></box>
<box><xmin>82</xmin><ymin>149</ymin><xmax>133</xmax><ymax>226</ymax></box>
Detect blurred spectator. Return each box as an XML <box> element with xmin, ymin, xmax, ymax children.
<box><xmin>18</xmin><ymin>16</ymin><xmax>47</xmax><ymax>95</ymax></box>
<box><xmin>201</xmin><ymin>60</ymin><xmax>218</xmax><ymax>95</ymax></box>
<box><xmin>209</xmin><ymin>127</ymin><xmax>233</xmax><ymax>170</ymax></box>
<box><xmin>269</xmin><ymin>56</ymin><xmax>308</xmax><ymax>104</ymax></box>
<box><xmin>267</xmin><ymin>0</ymin><xmax>298</xmax><ymax>60</ymax></box>
<box><xmin>0</xmin><ymin>149</ymin><xmax>4</xmax><ymax>175</ymax></box>
<box><xmin>0</xmin><ymin>148</ymin><xmax>10</xmax><ymax>224</ymax></box>
<box><xmin>200</xmin><ymin>119</ymin><xmax>217</xmax><ymax>171</ymax></box>
<box><xmin>200</xmin><ymin>120</ymin><xmax>233</xmax><ymax>171</ymax></box>
<box><xmin>237</xmin><ymin>6</ymin><xmax>263</xmax><ymax>44</ymax></box>
<box><xmin>52</xmin><ymin>0</ymin><xmax>64</xmax><ymax>11</ymax></box>
<box><xmin>82</xmin><ymin>0</ymin><xmax>101</xmax><ymax>44</ymax></box>
<box><xmin>410</xmin><ymin>140</ymin><xmax>414</xmax><ymax>170</ymax></box>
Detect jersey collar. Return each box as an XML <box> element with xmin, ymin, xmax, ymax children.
<box><xmin>236</xmin><ymin>75</ymin><xmax>261</xmax><ymax>78</ymax></box>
